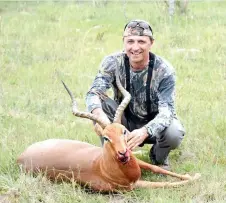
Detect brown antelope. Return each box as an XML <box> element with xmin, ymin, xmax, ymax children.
<box><xmin>17</xmin><ymin>68</ymin><xmax>200</xmax><ymax>192</ymax></box>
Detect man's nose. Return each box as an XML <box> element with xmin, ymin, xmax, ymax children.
<box><xmin>131</xmin><ymin>42</ymin><xmax>139</xmax><ymax>50</ymax></box>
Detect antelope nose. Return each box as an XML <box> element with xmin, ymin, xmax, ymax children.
<box><xmin>118</xmin><ymin>151</ymin><xmax>127</xmax><ymax>156</ymax></box>
<box><xmin>118</xmin><ymin>149</ymin><xmax>130</xmax><ymax>159</ymax></box>
<box><xmin>117</xmin><ymin>149</ymin><xmax>130</xmax><ymax>164</ymax></box>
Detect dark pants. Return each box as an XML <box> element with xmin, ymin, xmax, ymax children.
<box><xmin>101</xmin><ymin>97</ymin><xmax>185</xmax><ymax>164</ymax></box>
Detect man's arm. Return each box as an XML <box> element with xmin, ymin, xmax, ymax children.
<box><xmin>128</xmin><ymin>74</ymin><xmax>175</xmax><ymax>150</ymax></box>
<box><xmin>145</xmin><ymin>74</ymin><xmax>176</xmax><ymax>138</ymax></box>
<box><xmin>86</xmin><ymin>55</ymin><xmax>118</xmax><ymax>118</ymax></box>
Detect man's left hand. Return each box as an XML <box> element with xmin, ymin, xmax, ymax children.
<box><xmin>127</xmin><ymin>127</ymin><xmax>149</xmax><ymax>150</ymax></box>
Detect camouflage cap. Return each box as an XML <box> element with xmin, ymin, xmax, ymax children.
<box><xmin>123</xmin><ymin>20</ymin><xmax>154</xmax><ymax>40</ymax></box>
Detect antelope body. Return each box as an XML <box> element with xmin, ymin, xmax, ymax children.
<box><xmin>17</xmin><ymin>123</ymin><xmax>200</xmax><ymax>192</ymax></box>
<box><xmin>17</xmin><ymin>124</ymin><xmax>140</xmax><ymax>192</ymax></box>
<box><xmin>17</xmin><ymin>68</ymin><xmax>200</xmax><ymax>192</ymax></box>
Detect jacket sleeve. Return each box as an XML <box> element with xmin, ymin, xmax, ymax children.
<box><xmin>144</xmin><ymin>73</ymin><xmax>175</xmax><ymax>138</ymax></box>
<box><xmin>85</xmin><ymin>56</ymin><xmax>117</xmax><ymax>112</ymax></box>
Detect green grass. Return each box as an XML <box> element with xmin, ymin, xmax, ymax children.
<box><xmin>0</xmin><ymin>1</ymin><xmax>226</xmax><ymax>202</ymax></box>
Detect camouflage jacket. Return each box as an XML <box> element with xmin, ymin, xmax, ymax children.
<box><xmin>86</xmin><ymin>51</ymin><xmax>177</xmax><ymax>138</ymax></box>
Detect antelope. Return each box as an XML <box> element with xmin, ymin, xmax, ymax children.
<box><xmin>17</xmin><ymin>68</ymin><xmax>200</xmax><ymax>192</ymax></box>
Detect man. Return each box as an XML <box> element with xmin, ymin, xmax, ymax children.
<box><xmin>86</xmin><ymin>19</ymin><xmax>185</xmax><ymax>170</ymax></box>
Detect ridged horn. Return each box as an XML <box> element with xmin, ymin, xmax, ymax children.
<box><xmin>62</xmin><ymin>81</ymin><xmax>108</xmax><ymax>129</ymax></box>
<box><xmin>113</xmin><ymin>67</ymin><xmax>131</xmax><ymax>123</ymax></box>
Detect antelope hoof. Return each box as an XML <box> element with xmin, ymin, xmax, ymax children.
<box><xmin>184</xmin><ymin>174</ymin><xmax>193</xmax><ymax>180</ymax></box>
<box><xmin>192</xmin><ymin>173</ymin><xmax>201</xmax><ymax>181</ymax></box>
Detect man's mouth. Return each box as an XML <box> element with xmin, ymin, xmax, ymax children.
<box><xmin>131</xmin><ymin>52</ymin><xmax>141</xmax><ymax>55</ymax></box>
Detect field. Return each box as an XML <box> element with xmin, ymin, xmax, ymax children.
<box><xmin>0</xmin><ymin>1</ymin><xmax>225</xmax><ymax>202</ymax></box>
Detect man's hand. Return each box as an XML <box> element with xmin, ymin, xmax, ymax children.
<box><xmin>127</xmin><ymin>127</ymin><xmax>149</xmax><ymax>150</ymax></box>
<box><xmin>92</xmin><ymin>108</ymin><xmax>111</xmax><ymax>126</ymax></box>
<box><xmin>94</xmin><ymin>123</ymin><xmax>104</xmax><ymax>136</ymax></box>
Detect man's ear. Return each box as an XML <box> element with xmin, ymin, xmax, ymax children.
<box><xmin>150</xmin><ymin>39</ymin><xmax>154</xmax><ymax>45</ymax></box>
<box><xmin>94</xmin><ymin>123</ymin><xmax>104</xmax><ymax>136</ymax></box>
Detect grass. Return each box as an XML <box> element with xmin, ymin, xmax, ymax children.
<box><xmin>0</xmin><ymin>1</ymin><xmax>226</xmax><ymax>202</ymax></box>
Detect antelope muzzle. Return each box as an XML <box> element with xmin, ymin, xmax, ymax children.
<box><xmin>117</xmin><ymin>149</ymin><xmax>130</xmax><ymax>164</ymax></box>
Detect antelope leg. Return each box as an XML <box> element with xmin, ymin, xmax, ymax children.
<box><xmin>134</xmin><ymin>179</ymin><xmax>189</xmax><ymax>189</ymax></box>
<box><xmin>134</xmin><ymin>173</ymin><xmax>201</xmax><ymax>189</ymax></box>
<box><xmin>137</xmin><ymin>158</ymin><xmax>200</xmax><ymax>180</ymax></box>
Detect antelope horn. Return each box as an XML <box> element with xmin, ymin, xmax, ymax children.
<box><xmin>113</xmin><ymin>67</ymin><xmax>131</xmax><ymax>123</ymax></box>
<box><xmin>62</xmin><ymin>81</ymin><xmax>108</xmax><ymax>129</ymax></box>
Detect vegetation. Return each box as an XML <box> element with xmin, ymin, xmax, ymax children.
<box><xmin>0</xmin><ymin>1</ymin><xmax>225</xmax><ymax>202</ymax></box>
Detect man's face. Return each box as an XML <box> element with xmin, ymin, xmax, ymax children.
<box><xmin>123</xmin><ymin>35</ymin><xmax>153</xmax><ymax>65</ymax></box>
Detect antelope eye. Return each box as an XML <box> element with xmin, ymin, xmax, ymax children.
<box><xmin>103</xmin><ymin>136</ymin><xmax>110</xmax><ymax>142</ymax></box>
<box><xmin>123</xmin><ymin>129</ymin><xmax>127</xmax><ymax>135</ymax></box>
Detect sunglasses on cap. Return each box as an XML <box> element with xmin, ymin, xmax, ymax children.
<box><xmin>124</xmin><ymin>20</ymin><xmax>153</xmax><ymax>34</ymax></box>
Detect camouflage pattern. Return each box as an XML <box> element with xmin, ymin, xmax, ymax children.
<box><xmin>123</xmin><ymin>26</ymin><xmax>153</xmax><ymax>38</ymax></box>
<box><xmin>86</xmin><ymin>52</ymin><xmax>177</xmax><ymax>138</ymax></box>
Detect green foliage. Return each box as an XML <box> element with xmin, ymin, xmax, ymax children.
<box><xmin>0</xmin><ymin>1</ymin><xmax>226</xmax><ymax>202</ymax></box>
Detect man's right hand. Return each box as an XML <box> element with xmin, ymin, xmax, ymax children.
<box><xmin>92</xmin><ymin>108</ymin><xmax>111</xmax><ymax>125</ymax></box>
<box><xmin>94</xmin><ymin>123</ymin><xmax>104</xmax><ymax>136</ymax></box>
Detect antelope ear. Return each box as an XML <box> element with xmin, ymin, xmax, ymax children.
<box><xmin>94</xmin><ymin>123</ymin><xmax>104</xmax><ymax>136</ymax></box>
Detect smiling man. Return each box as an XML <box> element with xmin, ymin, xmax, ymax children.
<box><xmin>86</xmin><ymin>20</ymin><xmax>185</xmax><ymax>170</ymax></box>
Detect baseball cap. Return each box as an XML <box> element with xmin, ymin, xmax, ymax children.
<box><xmin>123</xmin><ymin>19</ymin><xmax>154</xmax><ymax>40</ymax></box>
